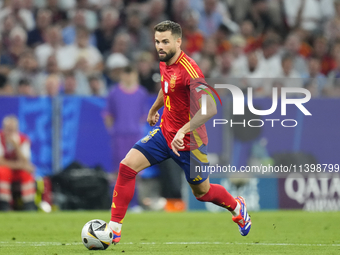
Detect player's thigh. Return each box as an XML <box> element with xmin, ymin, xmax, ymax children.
<box><xmin>171</xmin><ymin>148</ymin><xmax>210</xmax><ymax>190</ymax></box>
<box><xmin>128</xmin><ymin>127</ymin><xmax>170</xmax><ymax>172</ymax></box>
<box><xmin>0</xmin><ymin>166</ymin><xmax>13</xmax><ymax>182</ymax></box>
<box><xmin>13</xmin><ymin>170</ymin><xmax>35</xmax><ymax>183</ymax></box>
<box><xmin>121</xmin><ymin>148</ymin><xmax>151</xmax><ymax>173</ymax></box>
<box><xmin>189</xmin><ymin>176</ymin><xmax>210</xmax><ymax>198</ymax></box>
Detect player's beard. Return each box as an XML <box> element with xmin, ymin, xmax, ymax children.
<box><xmin>158</xmin><ymin>48</ymin><xmax>176</xmax><ymax>62</ymax></box>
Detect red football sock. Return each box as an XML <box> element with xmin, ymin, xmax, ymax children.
<box><xmin>196</xmin><ymin>184</ymin><xmax>237</xmax><ymax>211</ymax></box>
<box><xmin>110</xmin><ymin>163</ymin><xmax>138</xmax><ymax>223</ymax></box>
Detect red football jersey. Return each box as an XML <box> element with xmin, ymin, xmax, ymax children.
<box><xmin>159</xmin><ymin>51</ymin><xmax>209</xmax><ymax>151</ymax></box>
<box><xmin>0</xmin><ymin>131</ymin><xmax>30</xmax><ymax>160</ymax></box>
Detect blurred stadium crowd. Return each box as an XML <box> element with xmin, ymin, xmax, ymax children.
<box><xmin>0</xmin><ymin>0</ymin><xmax>339</xmax><ymax>98</ymax></box>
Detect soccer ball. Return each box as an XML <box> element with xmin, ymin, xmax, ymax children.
<box><xmin>81</xmin><ymin>219</ymin><xmax>113</xmax><ymax>250</ymax></box>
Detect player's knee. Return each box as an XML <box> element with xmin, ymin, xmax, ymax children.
<box><xmin>120</xmin><ymin>156</ymin><xmax>139</xmax><ymax>172</ymax></box>
<box><xmin>120</xmin><ymin>157</ymin><xmax>132</xmax><ymax>168</ymax></box>
<box><xmin>192</xmin><ymin>189</ymin><xmax>208</xmax><ymax>199</ymax></box>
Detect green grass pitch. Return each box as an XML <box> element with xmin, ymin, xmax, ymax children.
<box><xmin>0</xmin><ymin>210</ymin><xmax>339</xmax><ymax>255</ymax></box>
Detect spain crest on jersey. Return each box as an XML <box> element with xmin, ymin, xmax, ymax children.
<box><xmin>170</xmin><ymin>74</ymin><xmax>177</xmax><ymax>88</ymax></box>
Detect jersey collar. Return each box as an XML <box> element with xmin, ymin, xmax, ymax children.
<box><xmin>174</xmin><ymin>51</ymin><xmax>185</xmax><ymax>65</ymax></box>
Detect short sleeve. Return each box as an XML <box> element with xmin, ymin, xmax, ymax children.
<box><xmin>0</xmin><ymin>137</ymin><xmax>4</xmax><ymax>158</ymax></box>
<box><xmin>20</xmin><ymin>141</ymin><xmax>31</xmax><ymax>161</ymax></box>
<box><xmin>189</xmin><ymin>77</ymin><xmax>212</xmax><ymax>100</ymax></box>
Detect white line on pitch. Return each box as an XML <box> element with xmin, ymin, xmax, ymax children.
<box><xmin>0</xmin><ymin>241</ymin><xmax>340</xmax><ymax>247</ymax></box>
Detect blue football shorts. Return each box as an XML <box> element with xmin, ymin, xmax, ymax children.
<box><xmin>133</xmin><ymin>127</ymin><xmax>210</xmax><ymax>184</ymax></box>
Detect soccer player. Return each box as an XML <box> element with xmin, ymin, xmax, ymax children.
<box><xmin>109</xmin><ymin>20</ymin><xmax>251</xmax><ymax>243</ymax></box>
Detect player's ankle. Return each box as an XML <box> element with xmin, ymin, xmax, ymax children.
<box><xmin>231</xmin><ymin>200</ymin><xmax>240</xmax><ymax>217</ymax></box>
<box><xmin>109</xmin><ymin>221</ymin><xmax>122</xmax><ymax>233</ymax></box>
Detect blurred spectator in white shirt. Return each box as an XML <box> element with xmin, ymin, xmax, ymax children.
<box><xmin>229</xmin><ymin>35</ymin><xmax>247</xmax><ymax>76</ymax></box>
<box><xmin>256</xmin><ymin>36</ymin><xmax>283</xmax><ymax>78</ymax></box>
<box><xmin>0</xmin><ymin>0</ymin><xmax>35</xmax><ymax>31</ymax></box>
<box><xmin>35</xmin><ymin>25</ymin><xmax>63</xmax><ymax>68</ymax></box>
<box><xmin>284</xmin><ymin>0</ymin><xmax>335</xmax><ymax>32</ymax></box>
<box><xmin>274</xmin><ymin>53</ymin><xmax>303</xmax><ymax>89</ymax></box>
<box><xmin>58</xmin><ymin>27</ymin><xmax>103</xmax><ymax>72</ymax></box>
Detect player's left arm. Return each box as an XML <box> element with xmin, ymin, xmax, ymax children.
<box><xmin>171</xmin><ymin>95</ymin><xmax>217</xmax><ymax>156</ymax></box>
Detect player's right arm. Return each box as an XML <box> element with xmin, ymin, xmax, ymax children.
<box><xmin>0</xmin><ymin>139</ymin><xmax>34</xmax><ymax>172</ymax></box>
<box><xmin>147</xmin><ymin>88</ymin><xmax>164</xmax><ymax>126</ymax></box>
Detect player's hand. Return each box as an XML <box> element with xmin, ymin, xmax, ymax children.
<box><xmin>7</xmin><ymin>135</ymin><xmax>19</xmax><ymax>148</ymax></box>
<box><xmin>171</xmin><ymin>130</ymin><xmax>185</xmax><ymax>157</ymax></box>
<box><xmin>147</xmin><ymin>111</ymin><xmax>160</xmax><ymax>126</ymax></box>
<box><xmin>14</xmin><ymin>161</ymin><xmax>35</xmax><ymax>173</ymax></box>
<box><xmin>21</xmin><ymin>161</ymin><xmax>35</xmax><ymax>173</ymax></box>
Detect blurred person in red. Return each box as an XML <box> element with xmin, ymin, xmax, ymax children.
<box><xmin>283</xmin><ymin>33</ymin><xmax>308</xmax><ymax>75</ymax></box>
<box><xmin>240</xmin><ymin>20</ymin><xmax>256</xmax><ymax>47</ymax></box>
<box><xmin>182</xmin><ymin>10</ymin><xmax>204</xmax><ymax>56</ymax></box>
<box><xmin>312</xmin><ymin>36</ymin><xmax>336</xmax><ymax>75</ymax></box>
<box><xmin>215</xmin><ymin>24</ymin><xmax>232</xmax><ymax>55</ymax></box>
<box><xmin>0</xmin><ymin>115</ymin><xmax>35</xmax><ymax>211</ymax></box>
